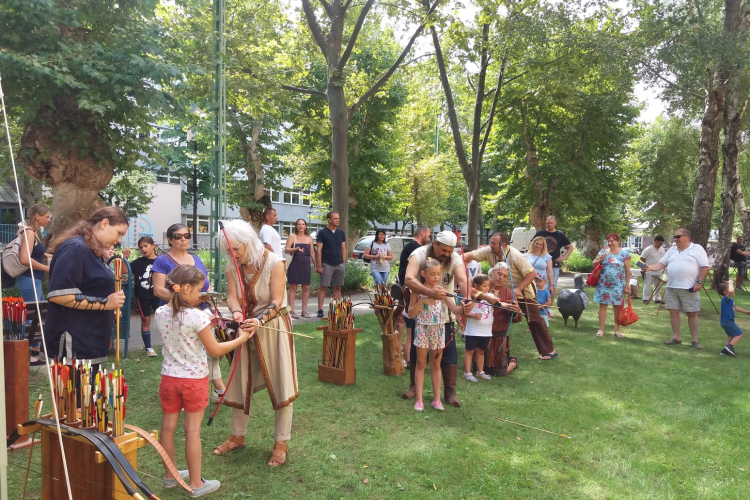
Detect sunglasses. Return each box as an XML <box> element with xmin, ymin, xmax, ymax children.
<box><xmin>673</xmin><ymin>235</ymin><xmax>684</xmax><ymax>239</ymax></box>
<box><xmin>171</xmin><ymin>233</ymin><xmax>191</xmax><ymax>241</ymax></box>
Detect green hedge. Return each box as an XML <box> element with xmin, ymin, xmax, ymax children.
<box><xmin>309</xmin><ymin>259</ymin><xmax>373</xmax><ymax>293</ymax></box>
<box><xmin>563</xmin><ymin>250</ymin><xmax>594</xmax><ymax>273</ymax></box>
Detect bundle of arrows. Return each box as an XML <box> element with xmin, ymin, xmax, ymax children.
<box><xmin>328</xmin><ymin>297</ymin><xmax>354</xmax><ymax>331</ymax></box>
<box><xmin>372</xmin><ymin>285</ymin><xmax>394</xmax><ymax>307</ymax></box>
<box><xmin>50</xmin><ymin>359</ymin><xmax>128</xmax><ymax>436</ymax></box>
<box><xmin>2</xmin><ymin>296</ymin><xmax>27</xmax><ymax>340</ymax></box>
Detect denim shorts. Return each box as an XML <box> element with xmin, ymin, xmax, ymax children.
<box><xmin>721</xmin><ymin>322</ymin><xmax>743</xmax><ymax>337</ymax></box>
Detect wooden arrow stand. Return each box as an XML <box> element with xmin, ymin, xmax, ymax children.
<box><xmin>17</xmin><ymin>413</ymin><xmax>157</xmax><ymax>500</ymax></box>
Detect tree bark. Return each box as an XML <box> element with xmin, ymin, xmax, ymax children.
<box><xmin>736</xmin><ymin>179</ymin><xmax>750</xmax><ymax>237</ymax></box>
<box><xmin>233</xmin><ymin>114</ymin><xmax>269</xmax><ymax>229</ymax></box>
<box><xmin>690</xmin><ymin>0</ymin><xmax>748</xmax><ymax>247</ymax></box>
<box><xmin>521</xmin><ymin>102</ymin><xmax>557</xmax><ymax>231</ymax></box>
<box><xmin>192</xmin><ymin>165</ymin><xmax>199</xmax><ymax>246</ymax></box>
<box><xmin>20</xmin><ymin>97</ymin><xmax>112</xmax><ymax>240</ymax></box>
<box><xmin>582</xmin><ymin>227</ymin><xmax>602</xmax><ymax>259</ymax></box>
<box><xmin>296</xmin><ymin>0</ymin><xmax>440</xmax><ymax>242</ymax></box>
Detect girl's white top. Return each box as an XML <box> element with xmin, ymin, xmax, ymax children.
<box><xmin>463</xmin><ymin>298</ymin><xmax>494</xmax><ymax>337</ymax></box>
<box><xmin>154</xmin><ymin>306</ymin><xmax>212</xmax><ymax>379</ymax></box>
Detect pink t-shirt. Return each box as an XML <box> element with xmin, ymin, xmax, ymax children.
<box><xmin>154</xmin><ymin>306</ymin><xmax>212</xmax><ymax>379</ymax></box>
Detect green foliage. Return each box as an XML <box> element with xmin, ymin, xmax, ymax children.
<box><xmin>0</xmin><ymin>0</ymin><xmax>191</xmax><ymax>174</ymax></box>
<box><xmin>99</xmin><ymin>169</ymin><xmax>156</xmax><ymax>217</ymax></box>
<box><xmin>308</xmin><ymin>260</ymin><xmax>372</xmax><ymax>293</ymax></box>
<box><xmin>563</xmin><ymin>250</ymin><xmax>593</xmax><ymax>273</ymax></box>
<box><xmin>626</xmin><ymin>116</ymin><xmax>699</xmax><ymax>234</ymax></box>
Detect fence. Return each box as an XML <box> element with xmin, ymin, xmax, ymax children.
<box><xmin>0</xmin><ymin>224</ymin><xmax>17</xmax><ymax>245</ymax></box>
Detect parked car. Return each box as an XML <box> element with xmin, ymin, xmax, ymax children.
<box><xmin>510</xmin><ymin>227</ymin><xmax>537</xmax><ymax>253</ymax></box>
<box><xmin>351</xmin><ymin>235</ymin><xmax>414</xmax><ymax>264</ymax></box>
<box><xmin>622</xmin><ymin>247</ymin><xmax>641</xmax><ymax>256</ymax></box>
<box><xmin>351</xmin><ymin>235</ymin><xmax>375</xmax><ymax>260</ymax></box>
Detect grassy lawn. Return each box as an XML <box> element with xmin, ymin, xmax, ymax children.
<box><xmin>9</xmin><ymin>287</ymin><xmax>750</xmax><ymax>499</ymax></box>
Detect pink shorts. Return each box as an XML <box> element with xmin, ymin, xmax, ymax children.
<box><xmin>159</xmin><ymin>375</ymin><xmax>209</xmax><ymax>414</ymax></box>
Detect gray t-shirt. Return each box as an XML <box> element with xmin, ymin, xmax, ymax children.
<box><xmin>369</xmin><ymin>242</ymin><xmax>392</xmax><ymax>272</ymax></box>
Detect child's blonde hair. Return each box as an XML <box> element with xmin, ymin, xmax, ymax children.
<box><xmin>166</xmin><ymin>265</ymin><xmax>205</xmax><ymax>319</ymax></box>
<box><xmin>424</xmin><ymin>257</ymin><xmax>441</xmax><ymax>270</ymax></box>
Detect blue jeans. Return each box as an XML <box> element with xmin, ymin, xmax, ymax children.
<box><xmin>551</xmin><ymin>267</ymin><xmax>560</xmax><ymax>289</ymax></box>
<box><xmin>16</xmin><ymin>275</ymin><xmax>44</xmax><ymax>302</ymax></box>
<box><xmin>371</xmin><ymin>271</ymin><xmax>389</xmax><ymax>285</ymax></box>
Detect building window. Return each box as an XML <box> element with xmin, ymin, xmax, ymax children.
<box><xmin>291</xmin><ymin>192</ymin><xmax>300</xmax><ymax>204</ymax></box>
<box><xmin>302</xmin><ymin>193</ymin><xmax>311</xmax><ymax>206</ymax></box>
<box><xmin>156</xmin><ymin>169</ymin><xmax>181</xmax><ymax>185</ymax></box>
<box><xmin>282</xmin><ymin>191</ymin><xmax>291</xmax><ymax>204</ymax></box>
<box><xmin>271</xmin><ymin>189</ymin><xmax>280</xmax><ymax>203</ymax></box>
<box><xmin>186</xmin><ymin>215</ymin><xmax>210</xmax><ymax>234</ymax></box>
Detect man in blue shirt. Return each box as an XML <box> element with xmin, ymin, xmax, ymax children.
<box><xmin>315</xmin><ymin>211</ymin><xmax>347</xmax><ymax>318</ymax></box>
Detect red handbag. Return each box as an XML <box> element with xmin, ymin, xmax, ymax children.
<box><xmin>586</xmin><ymin>264</ymin><xmax>603</xmax><ymax>287</ymax></box>
<box><xmin>618</xmin><ymin>296</ymin><xmax>639</xmax><ymax>326</ymax></box>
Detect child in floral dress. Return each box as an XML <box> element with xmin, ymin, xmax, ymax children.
<box><xmin>408</xmin><ymin>258</ymin><xmax>465</xmax><ymax>412</ymax></box>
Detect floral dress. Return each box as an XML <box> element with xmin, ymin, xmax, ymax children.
<box><xmin>594</xmin><ymin>249</ymin><xmax>630</xmax><ymax>305</ymax></box>
<box><xmin>414</xmin><ymin>294</ymin><xmax>446</xmax><ymax>350</ymax></box>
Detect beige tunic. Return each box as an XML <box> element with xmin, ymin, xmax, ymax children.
<box><xmin>224</xmin><ymin>250</ymin><xmax>299</xmax><ymax>412</ymax></box>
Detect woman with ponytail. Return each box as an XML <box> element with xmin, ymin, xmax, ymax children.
<box><xmin>44</xmin><ymin>207</ymin><xmax>128</xmax><ymax>370</ymax></box>
<box><xmin>17</xmin><ymin>204</ymin><xmax>52</xmax><ymax>364</ymax></box>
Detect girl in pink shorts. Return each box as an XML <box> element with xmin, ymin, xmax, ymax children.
<box><xmin>154</xmin><ymin>265</ymin><xmax>255</xmax><ymax>497</ymax></box>
<box><xmin>408</xmin><ymin>258</ymin><xmax>465</xmax><ymax>412</ymax></box>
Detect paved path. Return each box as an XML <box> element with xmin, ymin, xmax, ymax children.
<box><xmin>123</xmin><ymin>274</ymin><xmax>576</xmax><ymax>356</ymax></box>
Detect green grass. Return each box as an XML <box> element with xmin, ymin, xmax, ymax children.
<box><xmin>10</xmin><ymin>288</ymin><xmax>750</xmax><ymax>499</ymax></box>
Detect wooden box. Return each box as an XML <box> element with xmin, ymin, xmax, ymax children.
<box><xmin>317</xmin><ymin>327</ymin><xmax>362</xmax><ymax>386</ymax></box>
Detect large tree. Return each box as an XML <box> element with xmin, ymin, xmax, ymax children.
<box><xmin>0</xmin><ymin>0</ymin><xmax>186</xmax><ymax>237</ymax></box>
<box><xmin>290</xmin><ymin>0</ymin><xmax>442</xmax><ymax>239</ymax></box>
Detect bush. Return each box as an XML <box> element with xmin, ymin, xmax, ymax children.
<box><xmin>309</xmin><ymin>259</ymin><xmax>372</xmax><ymax>293</ymax></box>
<box><xmin>481</xmin><ymin>261</ymin><xmax>491</xmax><ymax>274</ymax></box>
<box><xmin>563</xmin><ymin>250</ymin><xmax>593</xmax><ymax>273</ymax></box>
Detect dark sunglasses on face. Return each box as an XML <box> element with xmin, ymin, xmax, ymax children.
<box><xmin>673</xmin><ymin>235</ymin><xmax>683</xmax><ymax>239</ymax></box>
<box><xmin>171</xmin><ymin>233</ymin><xmax>191</xmax><ymax>241</ymax></box>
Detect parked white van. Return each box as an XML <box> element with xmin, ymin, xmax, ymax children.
<box><xmin>510</xmin><ymin>227</ymin><xmax>537</xmax><ymax>253</ymax></box>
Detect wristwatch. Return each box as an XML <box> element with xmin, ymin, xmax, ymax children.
<box><xmin>696</xmin><ymin>280</ymin><xmax>703</xmax><ymax>284</ymax></box>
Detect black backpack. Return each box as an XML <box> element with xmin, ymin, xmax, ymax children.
<box><xmin>363</xmin><ymin>241</ymin><xmax>375</xmax><ymax>264</ymax></box>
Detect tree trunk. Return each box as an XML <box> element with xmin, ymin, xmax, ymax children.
<box><xmin>717</xmin><ymin>74</ymin><xmax>748</xmax><ymax>283</ymax></box>
<box><xmin>521</xmin><ymin>102</ymin><xmax>558</xmax><ymax>231</ymax></box>
<box><xmin>736</xmin><ymin>180</ymin><xmax>750</xmax><ymax>237</ymax></box>
<box><xmin>20</xmin><ymin>99</ymin><xmax>112</xmax><ymax>240</ymax></box>
<box><xmin>582</xmin><ymin>226</ymin><xmax>601</xmax><ymax>259</ymax></box>
<box><xmin>233</xmin><ymin>114</ymin><xmax>269</xmax><ymax>229</ymax></box>
<box><xmin>690</xmin><ymin>0</ymin><xmax>748</xmax><ymax>247</ymax></box>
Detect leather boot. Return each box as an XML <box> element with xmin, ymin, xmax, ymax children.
<box><xmin>442</xmin><ymin>364</ymin><xmax>461</xmax><ymax>407</ymax></box>
<box><xmin>401</xmin><ymin>363</ymin><xmax>416</xmax><ymax>399</ymax></box>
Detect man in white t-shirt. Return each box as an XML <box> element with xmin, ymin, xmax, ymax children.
<box><xmin>640</xmin><ymin>235</ymin><xmax>666</xmax><ymax>303</ymax></box>
<box><xmin>644</xmin><ymin>228</ymin><xmax>709</xmax><ymax>349</ymax></box>
<box><xmin>259</xmin><ymin>207</ymin><xmax>282</xmax><ymax>255</ymax></box>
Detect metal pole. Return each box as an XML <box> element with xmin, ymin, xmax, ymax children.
<box><xmin>211</xmin><ymin>0</ymin><xmax>227</xmax><ymax>291</ymax></box>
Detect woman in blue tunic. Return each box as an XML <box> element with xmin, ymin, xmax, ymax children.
<box><xmin>45</xmin><ymin>207</ymin><xmax>129</xmax><ymax>370</ymax></box>
<box><xmin>592</xmin><ymin>233</ymin><xmax>631</xmax><ymax>338</ymax></box>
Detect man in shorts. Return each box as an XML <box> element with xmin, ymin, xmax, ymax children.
<box><xmin>316</xmin><ymin>211</ymin><xmax>347</xmax><ymax>318</ymax></box>
<box><xmin>644</xmin><ymin>228</ymin><xmax>710</xmax><ymax>349</ymax></box>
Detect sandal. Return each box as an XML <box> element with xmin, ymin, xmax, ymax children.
<box><xmin>477</xmin><ymin>371</ymin><xmax>491</xmax><ymax>380</ymax></box>
<box><xmin>614</xmin><ymin>331</ymin><xmax>623</xmax><ymax>338</ymax></box>
<box><xmin>268</xmin><ymin>441</ymin><xmax>288</xmax><ymax>467</ymax></box>
<box><xmin>290</xmin><ymin>311</ymin><xmax>299</xmax><ymax>319</ymax></box>
<box><xmin>595</xmin><ymin>330</ymin><xmax>604</xmax><ymax>337</ymax></box>
<box><xmin>213</xmin><ymin>435</ymin><xmax>245</xmax><ymax>456</ymax></box>
<box><xmin>463</xmin><ymin>372</ymin><xmax>478</xmax><ymax>383</ymax></box>
<box><xmin>538</xmin><ymin>353</ymin><xmax>559</xmax><ymax>360</ymax></box>
<box><xmin>301</xmin><ymin>311</ymin><xmax>310</xmax><ymax>318</ymax></box>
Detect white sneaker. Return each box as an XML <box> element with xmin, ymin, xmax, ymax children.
<box><xmin>145</xmin><ymin>348</ymin><xmax>158</xmax><ymax>357</ymax></box>
<box><xmin>211</xmin><ymin>390</ymin><xmax>225</xmax><ymax>403</ymax></box>
<box><xmin>190</xmin><ymin>478</ymin><xmax>221</xmax><ymax>498</ymax></box>
<box><xmin>162</xmin><ymin>469</ymin><xmax>189</xmax><ymax>488</ymax></box>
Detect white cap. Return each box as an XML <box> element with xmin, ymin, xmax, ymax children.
<box><xmin>435</xmin><ymin>231</ymin><xmax>458</xmax><ymax>247</ymax></box>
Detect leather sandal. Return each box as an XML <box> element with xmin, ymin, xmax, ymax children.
<box><xmin>212</xmin><ymin>435</ymin><xmax>245</xmax><ymax>456</ymax></box>
<box><xmin>268</xmin><ymin>441</ymin><xmax>288</xmax><ymax>467</ymax></box>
